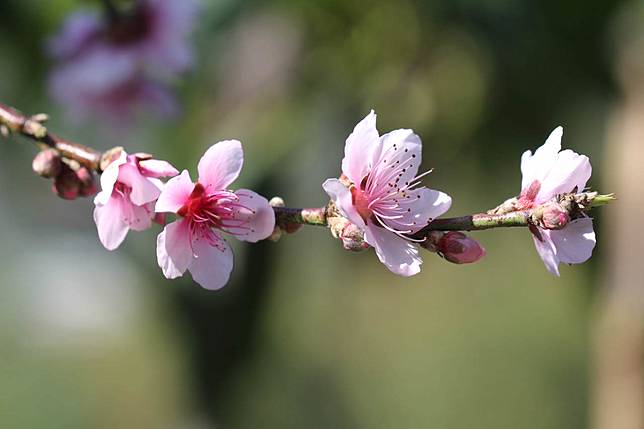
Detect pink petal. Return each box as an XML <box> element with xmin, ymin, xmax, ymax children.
<box><xmin>118</xmin><ymin>163</ymin><xmax>162</xmax><ymax>206</ymax></box>
<box><xmin>155</xmin><ymin>170</ymin><xmax>194</xmax><ymax>213</ymax></box>
<box><xmin>198</xmin><ymin>140</ymin><xmax>244</xmax><ymax>190</ymax></box>
<box><xmin>520</xmin><ymin>126</ymin><xmax>563</xmax><ymax>191</ymax></box>
<box><xmin>95</xmin><ymin>150</ymin><xmax>127</xmax><ymax>205</ymax></box>
<box><xmin>94</xmin><ymin>196</ymin><xmax>129</xmax><ymax>251</ymax></box>
<box><xmin>380</xmin><ymin>188</ymin><xmax>452</xmax><ymax>234</ymax></box>
<box><xmin>342</xmin><ymin>110</ymin><xmax>380</xmax><ymax>185</ymax></box>
<box><xmin>549</xmin><ymin>217</ymin><xmax>595</xmax><ymax>264</ymax></box>
<box><xmin>373</xmin><ymin>128</ymin><xmax>422</xmax><ymax>186</ymax></box>
<box><xmin>156</xmin><ymin>219</ymin><xmax>193</xmax><ymax>279</ymax></box>
<box><xmin>47</xmin><ymin>10</ymin><xmax>101</xmax><ymax>59</ymax></box>
<box><xmin>138</xmin><ymin>80</ymin><xmax>180</xmax><ymax>118</ymax></box>
<box><xmin>364</xmin><ymin>223</ymin><xmax>422</xmax><ymax>276</ymax></box>
<box><xmin>123</xmin><ymin>202</ymin><xmax>154</xmax><ymax>232</ymax></box>
<box><xmin>188</xmin><ymin>235</ymin><xmax>234</xmax><ymax>290</ymax></box>
<box><xmin>531</xmin><ymin>230</ymin><xmax>560</xmax><ymax>276</ymax></box>
<box><xmin>141</xmin><ymin>0</ymin><xmax>200</xmax><ymax>75</ymax></box>
<box><xmin>230</xmin><ymin>189</ymin><xmax>276</xmax><ymax>242</ymax></box>
<box><xmin>322</xmin><ymin>178</ymin><xmax>366</xmax><ymax>229</ymax></box>
<box><xmin>138</xmin><ymin>159</ymin><xmax>179</xmax><ymax>178</ymax></box>
<box><xmin>536</xmin><ymin>150</ymin><xmax>591</xmax><ymax>202</ymax></box>
<box><xmin>51</xmin><ymin>47</ymin><xmax>137</xmax><ymax>96</ymax></box>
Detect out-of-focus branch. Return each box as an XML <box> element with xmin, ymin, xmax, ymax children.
<box><xmin>0</xmin><ymin>103</ymin><xmax>102</xmax><ymax>172</ymax></box>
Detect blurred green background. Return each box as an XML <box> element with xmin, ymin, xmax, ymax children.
<box><xmin>0</xmin><ymin>0</ymin><xmax>637</xmax><ymax>428</ymax></box>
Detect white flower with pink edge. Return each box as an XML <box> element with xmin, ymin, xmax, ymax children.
<box><xmin>323</xmin><ymin>110</ymin><xmax>452</xmax><ymax>276</ymax></box>
<box><xmin>518</xmin><ymin>126</ymin><xmax>596</xmax><ymax>275</ymax></box>
<box><xmin>155</xmin><ymin>140</ymin><xmax>275</xmax><ymax>290</ymax></box>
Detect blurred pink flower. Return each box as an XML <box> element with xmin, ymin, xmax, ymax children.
<box><xmin>518</xmin><ymin>127</ymin><xmax>595</xmax><ymax>275</ymax></box>
<box><xmin>94</xmin><ymin>151</ymin><xmax>178</xmax><ymax>250</ymax></box>
<box><xmin>323</xmin><ymin>110</ymin><xmax>452</xmax><ymax>276</ymax></box>
<box><xmin>155</xmin><ymin>140</ymin><xmax>275</xmax><ymax>290</ymax></box>
<box><xmin>48</xmin><ymin>0</ymin><xmax>199</xmax><ymax>121</ymax></box>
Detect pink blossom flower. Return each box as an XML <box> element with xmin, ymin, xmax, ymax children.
<box><xmin>323</xmin><ymin>111</ymin><xmax>452</xmax><ymax>276</ymax></box>
<box><xmin>48</xmin><ymin>0</ymin><xmax>199</xmax><ymax>121</ymax></box>
<box><xmin>94</xmin><ymin>151</ymin><xmax>178</xmax><ymax>250</ymax></box>
<box><xmin>518</xmin><ymin>126</ymin><xmax>595</xmax><ymax>275</ymax></box>
<box><xmin>155</xmin><ymin>140</ymin><xmax>275</xmax><ymax>290</ymax></box>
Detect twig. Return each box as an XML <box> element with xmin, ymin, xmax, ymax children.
<box><xmin>1</xmin><ymin>101</ymin><xmax>612</xmax><ymax>238</ymax></box>
<box><xmin>0</xmin><ymin>102</ymin><xmax>102</xmax><ymax>172</ymax></box>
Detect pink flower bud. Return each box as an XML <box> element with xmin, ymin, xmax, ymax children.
<box><xmin>32</xmin><ymin>149</ymin><xmax>62</xmax><ymax>178</ymax></box>
<box><xmin>438</xmin><ymin>231</ymin><xmax>486</xmax><ymax>264</ymax></box>
<box><xmin>540</xmin><ymin>202</ymin><xmax>570</xmax><ymax>230</ymax></box>
<box><xmin>76</xmin><ymin>166</ymin><xmax>97</xmax><ymax>197</ymax></box>
<box><xmin>52</xmin><ymin>164</ymin><xmax>81</xmax><ymax>200</ymax></box>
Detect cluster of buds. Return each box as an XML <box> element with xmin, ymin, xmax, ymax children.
<box><xmin>32</xmin><ymin>148</ymin><xmax>96</xmax><ymax>200</ymax></box>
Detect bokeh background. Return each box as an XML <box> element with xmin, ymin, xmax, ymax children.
<box><xmin>0</xmin><ymin>0</ymin><xmax>642</xmax><ymax>428</ymax></box>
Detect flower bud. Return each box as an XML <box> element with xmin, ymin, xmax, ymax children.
<box><xmin>540</xmin><ymin>202</ymin><xmax>570</xmax><ymax>230</ymax></box>
<box><xmin>76</xmin><ymin>166</ymin><xmax>97</xmax><ymax>197</ymax></box>
<box><xmin>438</xmin><ymin>231</ymin><xmax>486</xmax><ymax>264</ymax></box>
<box><xmin>32</xmin><ymin>149</ymin><xmax>62</xmax><ymax>178</ymax></box>
<box><xmin>52</xmin><ymin>164</ymin><xmax>81</xmax><ymax>200</ymax></box>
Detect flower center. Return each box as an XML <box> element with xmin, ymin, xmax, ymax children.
<box><xmin>177</xmin><ymin>183</ymin><xmax>255</xmax><ymax>250</ymax></box>
<box><xmin>350</xmin><ymin>178</ymin><xmax>373</xmax><ymax>222</ymax></box>
<box><xmin>113</xmin><ymin>181</ymin><xmax>131</xmax><ymax>197</ymax></box>
<box><xmin>177</xmin><ymin>183</ymin><xmax>224</xmax><ymax>228</ymax></box>
<box><xmin>105</xmin><ymin>3</ymin><xmax>153</xmax><ymax>46</ymax></box>
<box><xmin>349</xmin><ymin>174</ymin><xmax>373</xmax><ymax>223</ymax></box>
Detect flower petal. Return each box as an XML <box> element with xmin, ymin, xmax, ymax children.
<box><xmin>198</xmin><ymin>140</ymin><xmax>243</xmax><ymax>190</ymax></box>
<box><xmin>537</xmin><ymin>150</ymin><xmax>591</xmax><ymax>202</ymax></box>
<box><xmin>138</xmin><ymin>159</ymin><xmax>179</xmax><ymax>178</ymax></box>
<box><xmin>531</xmin><ymin>230</ymin><xmax>560</xmax><ymax>276</ymax></box>
<box><xmin>549</xmin><ymin>217</ymin><xmax>595</xmax><ymax>264</ymax></box>
<box><xmin>322</xmin><ymin>178</ymin><xmax>365</xmax><ymax>229</ymax></box>
<box><xmin>342</xmin><ymin>110</ymin><xmax>380</xmax><ymax>185</ymax></box>
<box><xmin>47</xmin><ymin>10</ymin><xmax>101</xmax><ymax>59</ymax></box>
<box><xmin>521</xmin><ymin>126</ymin><xmax>562</xmax><ymax>191</ymax></box>
<box><xmin>188</xmin><ymin>236</ymin><xmax>234</xmax><ymax>290</ymax></box>
<box><xmin>94</xmin><ymin>196</ymin><xmax>129</xmax><ymax>251</ymax></box>
<box><xmin>364</xmin><ymin>222</ymin><xmax>422</xmax><ymax>276</ymax></box>
<box><xmin>124</xmin><ymin>202</ymin><xmax>154</xmax><ymax>232</ymax></box>
<box><xmin>95</xmin><ymin>150</ymin><xmax>127</xmax><ymax>205</ymax></box>
<box><xmin>156</xmin><ymin>170</ymin><xmax>194</xmax><ymax>213</ymax></box>
<box><xmin>372</xmin><ymin>128</ymin><xmax>422</xmax><ymax>187</ymax></box>
<box><xmin>380</xmin><ymin>188</ymin><xmax>452</xmax><ymax>234</ymax></box>
<box><xmin>157</xmin><ymin>219</ymin><xmax>193</xmax><ymax>279</ymax></box>
<box><xmin>118</xmin><ymin>162</ymin><xmax>161</xmax><ymax>206</ymax></box>
<box><xmin>230</xmin><ymin>189</ymin><xmax>275</xmax><ymax>242</ymax></box>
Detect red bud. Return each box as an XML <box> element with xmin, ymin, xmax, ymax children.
<box><xmin>52</xmin><ymin>164</ymin><xmax>81</xmax><ymax>200</ymax></box>
<box><xmin>76</xmin><ymin>167</ymin><xmax>97</xmax><ymax>197</ymax></box>
<box><xmin>438</xmin><ymin>231</ymin><xmax>486</xmax><ymax>264</ymax></box>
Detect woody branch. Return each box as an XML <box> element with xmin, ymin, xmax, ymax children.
<box><xmin>0</xmin><ymin>102</ymin><xmax>612</xmax><ymax>238</ymax></box>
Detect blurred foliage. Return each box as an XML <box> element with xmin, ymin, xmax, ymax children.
<box><xmin>0</xmin><ymin>0</ymin><xmax>630</xmax><ymax>427</ymax></box>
